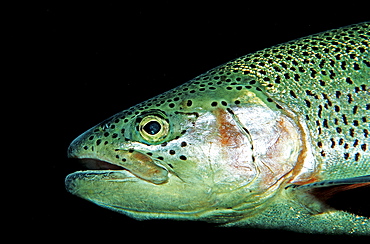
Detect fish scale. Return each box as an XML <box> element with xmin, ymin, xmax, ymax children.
<box><xmin>66</xmin><ymin>22</ymin><xmax>370</xmax><ymax>234</ymax></box>
<box><xmin>223</xmin><ymin>22</ymin><xmax>370</xmax><ymax>180</ymax></box>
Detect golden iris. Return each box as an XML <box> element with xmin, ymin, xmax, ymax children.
<box><xmin>139</xmin><ymin>115</ymin><xmax>169</xmax><ymax>142</ymax></box>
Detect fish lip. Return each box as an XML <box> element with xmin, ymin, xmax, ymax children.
<box><xmin>65</xmin><ymin>156</ymin><xmax>140</xmax><ymax>194</ymax></box>
<box><xmin>65</xmin><ymin>169</ymin><xmax>139</xmax><ymax>195</ymax></box>
<box><xmin>68</xmin><ymin>156</ymin><xmax>140</xmax><ymax>181</ymax></box>
<box><xmin>67</xmin><ymin>141</ymin><xmax>129</xmax><ymax>171</ymax></box>
<box><xmin>67</xmin><ymin>151</ymin><xmax>137</xmax><ymax>178</ymax></box>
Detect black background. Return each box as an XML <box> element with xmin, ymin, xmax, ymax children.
<box><xmin>21</xmin><ymin>2</ymin><xmax>369</xmax><ymax>241</ymax></box>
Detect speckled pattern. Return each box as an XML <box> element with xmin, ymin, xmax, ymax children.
<box><xmin>223</xmin><ymin>22</ymin><xmax>370</xmax><ymax>180</ymax></box>
<box><xmin>66</xmin><ymin>22</ymin><xmax>369</xmax><ymax>234</ymax></box>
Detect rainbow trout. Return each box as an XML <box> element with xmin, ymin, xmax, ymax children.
<box><xmin>66</xmin><ymin>22</ymin><xmax>370</xmax><ymax>234</ymax></box>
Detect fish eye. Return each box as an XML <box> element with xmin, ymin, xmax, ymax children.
<box><xmin>139</xmin><ymin>115</ymin><xmax>169</xmax><ymax>143</ymax></box>
<box><xmin>143</xmin><ymin>121</ymin><xmax>161</xmax><ymax>135</ymax></box>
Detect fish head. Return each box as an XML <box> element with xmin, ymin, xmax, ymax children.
<box><xmin>66</xmin><ymin>76</ymin><xmax>305</xmax><ymax>222</ymax></box>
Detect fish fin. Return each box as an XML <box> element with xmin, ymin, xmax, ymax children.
<box><xmin>286</xmin><ymin>175</ymin><xmax>370</xmax><ymax>216</ymax></box>
<box><xmin>290</xmin><ymin>175</ymin><xmax>370</xmax><ymax>190</ymax></box>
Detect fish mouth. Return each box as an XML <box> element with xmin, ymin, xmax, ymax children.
<box><xmin>67</xmin><ymin>149</ymin><xmax>169</xmax><ymax>185</ymax></box>
<box><xmin>67</xmin><ymin>134</ymin><xmax>169</xmax><ymax>185</ymax></box>
<box><xmin>65</xmin><ymin>156</ymin><xmax>142</xmax><ymax>196</ymax></box>
<box><xmin>66</xmin><ymin>157</ymin><xmax>138</xmax><ymax>183</ymax></box>
<box><xmin>80</xmin><ymin>158</ymin><xmax>126</xmax><ymax>171</ymax></box>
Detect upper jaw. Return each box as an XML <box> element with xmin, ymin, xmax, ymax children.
<box><xmin>65</xmin><ymin>149</ymin><xmax>142</xmax><ymax>195</ymax></box>
<box><xmin>67</xmin><ymin>124</ymin><xmax>169</xmax><ymax>184</ymax></box>
<box><xmin>68</xmin><ymin>136</ymin><xmax>170</xmax><ymax>184</ymax></box>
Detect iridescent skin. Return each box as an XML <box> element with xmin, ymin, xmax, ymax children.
<box><xmin>66</xmin><ymin>22</ymin><xmax>370</xmax><ymax>234</ymax></box>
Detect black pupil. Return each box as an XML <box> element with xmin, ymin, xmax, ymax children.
<box><xmin>143</xmin><ymin>121</ymin><xmax>161</xmax><ymax>135</ymax></box>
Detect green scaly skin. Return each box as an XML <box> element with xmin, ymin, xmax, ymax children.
<box><xmin>66</xmin><ymin>22</ymin><xmax>370</xmax><ymax>235</ymax></box>
<box><xmin>219</xmin><ymin>22</ymin><xmax>370</xmax><ymax>181</ymax></box>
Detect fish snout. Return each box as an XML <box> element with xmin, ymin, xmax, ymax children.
<box><xmin>67</xmin><ymin>127</ymin><xmax>169</xmax><ymax>184</ymax></box>
<box><xmin>67</xmin><ymin>130</ymin><xmax>90</xmax><ymax>159</ymax></box>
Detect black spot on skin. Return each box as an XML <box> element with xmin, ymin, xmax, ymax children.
<box><xmin>304</xmin><ymin>99</ymin><xmax>311</xmax><ymax>108</ymax></box>
<box><xmin>353</xmin><ymin>139</ymin><xmax>359</xmax><ymax>147</ymax></box>
<box><xmin>305</xmin><ymin>90</ymin><xmax>315</xmax><ymax>96</ymax></box>
<box><xmin>323</xmin><ymin>119</ymin><xmax>329</xmax><ymax>128</ymax></box>
<box><xmin>342</xmin><ymin>114</ymin><xmax>348</xmax><ymax>125</ymax></box>
<box><xmin>289</xmin><ymin>90</ymin><xmax>297</xmax><ymax>98</ymax></box>
<box><xmin>276</xmin><ymin>104</ymin><xmax>283</xmax><ymax>109</ymax></box>
<box><xmin>179</xmin><ymin>155</ymin><xmax>187</xmax><ymax>160</ymax></box>
<box><xmin>226</xmin><ymin>108</ymin><xmax>234</xmax><ymax>115</ymax></box>
<box><xmin>346</xmin><ymin>77</ymin><xmax>354</xmax><ymax>84</ymax></box>
<box><xmin>347</xmin><ymin>94</ymin><xmax>354</xmax><ymax>104</ymax></box>
<box><xmin>361</xmin><ymin>144</ymin><xmax>367</xmax><ymax>151</ymax></box>
<box><xmin>355</xmin><ymin>153</ymin><xmax>360</xmax><ymax>161</ymax></box>
<box><xmin>353</xmin><ymin>105</ymin><xmax>358</xmax><ymax>114</ymax></box>
<box><xmin>330</xmin><ymin>138</ymin><xmax>336</xmax><ymax>148</ymax></box>
<box><xmin>339</xmin><ymin>138</ymin><xmax>344</xmax><ymax>145</ymax></box>
<box><xmin>344</xmin><ymin>153</ymin><xmax>350</xmax><ymax>160</ymax></box>
<box><xmin>350</xmin><ymin>129</ymin><xmax>355</xmax><ymax>137</ymax></box>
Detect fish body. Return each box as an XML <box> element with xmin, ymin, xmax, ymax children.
<box><xmin>66</xmin><ymin>22</ymin><xmax>370</xmax><ymax>234</ymax></box>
